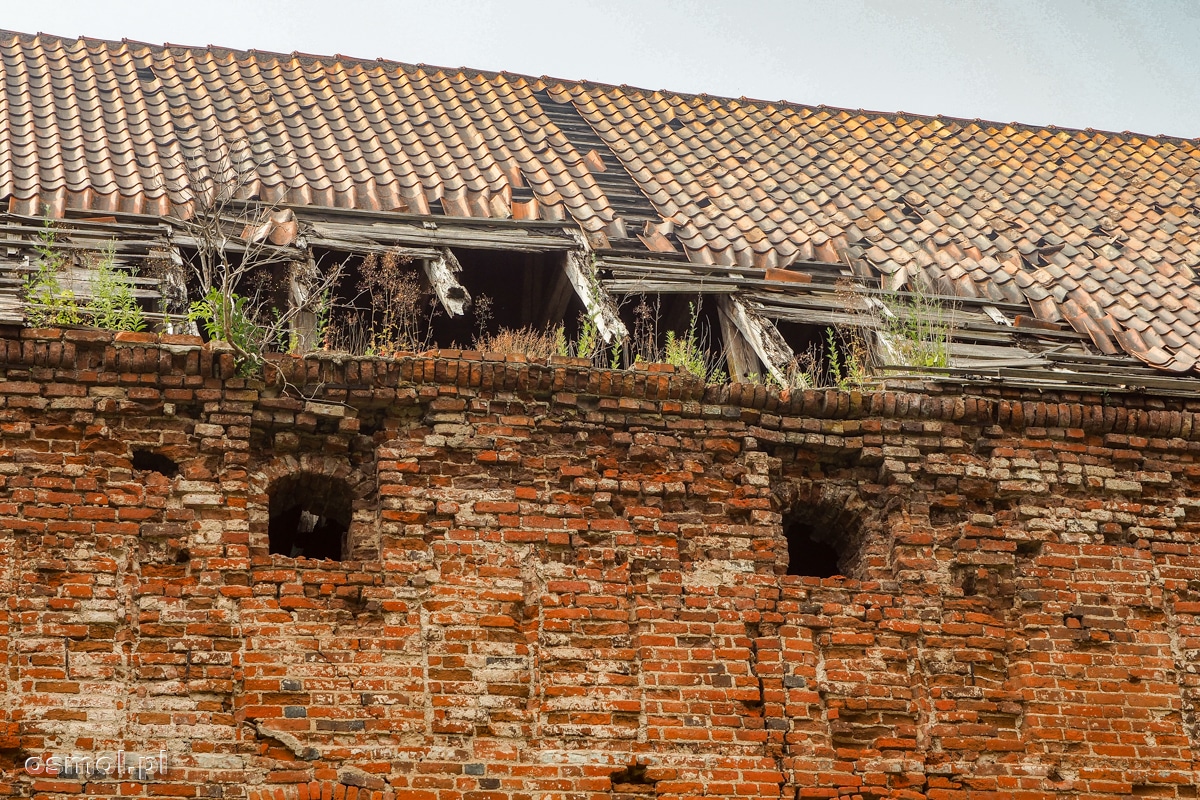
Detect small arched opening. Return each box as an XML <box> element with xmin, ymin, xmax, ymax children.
<box><xmin>268</xmin><ymin>472</ymin><xmax>353</xmax><ymax>560</ymax></box>
<box><xmin>775</xmin><ymin>483</ymin><xmax>869</xmax><ymax>579</ymax></box>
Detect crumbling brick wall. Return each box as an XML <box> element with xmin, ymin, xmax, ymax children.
<box><xmin>2</xmin><ymin>327</ymin><xmax>1199</xmax><ymax>799</ymax></box>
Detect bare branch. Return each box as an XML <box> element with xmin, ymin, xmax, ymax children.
<box><xmin>164</xmin><ymin>140</ymin><xmax>345</xmax><ymax>372</ymax></box>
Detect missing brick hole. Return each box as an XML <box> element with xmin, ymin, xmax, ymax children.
<box><xmin>268</xmin><ymin>472</ymin><xmax>353</xmax><ymax>561</ymax></box>
<box><xmin>1102</xmin><ymin>529</ymin><xmax>1139</xmax><ymax>547</ymax></box>
<box><xmin>610</xmin><ymin>763</ymin><xmax>656</xmax><ymax>789</ymax></box>
<box><xmin>1014</xmin><ymin>539</ymin><xmax>1043</xmax><ymax>558</ymax></box>
<box><xmin>132</xmin><ymin>449</ymin><xmax>179</xmax><ymax>478</ymax></box>
<box><xmin>929</xmin><ymin>505</ymin><xmax>964</xmax><ymax>528</ymax></box>
<box><xmin>957</xmin><ymin>566</ymin><xmax>1006</xmax><ymax>599</ymax></box>
<box><xmin>0</xmin><ymin>747</ymin><xmax>29</xmax><ymax>770</ymax></box>
<box><xmin>357</xmin><ymin>413</ymin><xmax>385</xmax><ymax>438</ymax></box>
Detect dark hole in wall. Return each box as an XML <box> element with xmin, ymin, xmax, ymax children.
<box><xmin>784</xmin><ymin>518</ymin><xmax>843</xmax><ymax>578</ymax></box>
<box><xmin>326</xmin><ymin>248</ymin><xmax>584</xmax><ymax>353</ymax></box>
<box><xmin>610</xmin><ymin>762</ymin><xmax>656</xmax><ymax>791</ymax></box>
<box><xmin>1014</xmin><ymin>539</ymin><xmax>1043</xmax><ymax>558</ymax></box>
<box><xmin>268</xmin><ymin>473</ymin><xmax>353</xmax><ymax>560</ymax></box>
<box><xmin>132</xmin><ymin>449</ymin><xmax>179</xmax><ymax>478</ymax></box>
<box><xmin>0</xmin><ymin>746</ymin><xmax>31</xmax><ymax>771</ymax></box>
<box><xmin>774</xmin><ymin>320</ymin><xmax>828</xmax><ymax>356</ymax></box>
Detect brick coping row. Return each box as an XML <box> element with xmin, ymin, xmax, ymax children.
<box><xmin>5</xmin><ymin>325</ymin><xmax>1200</xmax><ymax>439</ymax></box>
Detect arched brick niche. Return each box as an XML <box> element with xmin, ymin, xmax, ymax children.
<box><xmin>770</xmin><ymin>479</ymin><xmax>885</xmax><ymax>580</ymax></box>
<box><xmin>248</xmin><ymin>453</ymin><xmax>379</xmax><ymax>562</ymax></box>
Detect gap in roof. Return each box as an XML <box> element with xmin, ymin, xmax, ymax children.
<box><xmin>10</xmin><ymin>0</ymin><xmax>1200</xmax><ymax>138</ymax></box>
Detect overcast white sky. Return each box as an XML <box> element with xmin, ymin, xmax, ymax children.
<box><xmin>6</xmin><ymin>0</ymin><xmax>1199</xmax><ymax>137</ymax></box>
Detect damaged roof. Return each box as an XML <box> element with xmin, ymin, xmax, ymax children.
<box><xmin>3</xmin><ymin>30</ymin><xmax>1200</xmax><ymax>378</ymax></box>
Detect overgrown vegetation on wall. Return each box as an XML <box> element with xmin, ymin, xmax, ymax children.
<box><xmin>21</xmin><ymin>220</ymin><xmax>146</xmax><ymax>332</ymax></box>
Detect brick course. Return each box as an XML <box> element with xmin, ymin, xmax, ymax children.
<box><xmin>2</xmin><ymin>327</ymin><xmax>1199</xmax><ymax>799</ymax></box>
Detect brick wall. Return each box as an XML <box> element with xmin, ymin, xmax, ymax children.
<box><xmin>2</xmin><ymin>326</ymin><xmax>1199</xmax><ymax>799</ymax></box>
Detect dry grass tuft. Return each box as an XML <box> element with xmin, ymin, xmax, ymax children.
<box><xmin>472</xmin><ymin>326</ymin><xmax>560</xmax><ymax>360</ymax></box>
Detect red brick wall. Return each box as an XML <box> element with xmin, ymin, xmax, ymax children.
<box><xmin>2</xmin><ymin>327</ymin><xmax>1199</xmax><ymax>799</ymax></box>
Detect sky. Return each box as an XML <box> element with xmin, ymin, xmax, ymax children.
<box><xmin>5</xmin><ymin>0</ymin><xmax>1199</xmax><ymax>138</ymax></box>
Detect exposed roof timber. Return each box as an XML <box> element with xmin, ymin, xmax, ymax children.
<box><xmin>170</xmin><ymin>233</ymin><xmax>300</xmax><ymax>261</ymax></box>
<box><xmin>717</xmin><ymin>296</ymin><xmax>795</xmax><ymax>385</ymax></box>
<box><xmin>947</xmin><ymin>366</ymin><xmax>1200</xmax><ymax>396</ymax></box>
<box><xmin>717</xmin><ymin>302</ymin><xmax>762</xmax><ymax>383</ymax></box>
<box><xmin>302</xmin><ymin>237</ymin><xmax>440</xmax><ymax>261</ymax></box>
<box><xmin>424</xmin><ymin>248</ymin><xmax>471</xmax><ymax>317</ymax></box>
<box><xmin>276</xmin><ymin>202</ymin><xmax>577</xmax><ymax>231</ymax></box>
<box><xmin>305</xmin><ymin>219</ymin><xmax>575</xmax><ymax>254</ymax></box>
<box><xmin>0</xmin><ymin>200</ymin><xmax>1194</xmax><ymax>394</ymax></box>
<box><xmin>0</xmin><ymin>212</ymin><xmax>174</xmax><ymax>317</ymax></box>
<box><xmin>598</xmin><ymin>256</ymin><xmax>1035</xmax><ymax>314</ymax></box>
<box><xmin>0</xmin><ymin>296</ymin><xmax>21</xmax><ymax>324</ymax></box>
<box><xmin>287</xmin><ymin>255</ymin><xmax>323</xmax><ymax>353</ymax></box>
<box><xmin>565</xmin><ymin>244</ymin><xmax>627</xmax><ymax>343</ymax></box>
<box><xmin>605</xmin><ymin>281</ymin><xmax>738</xmax><ymax>295</ymax></box>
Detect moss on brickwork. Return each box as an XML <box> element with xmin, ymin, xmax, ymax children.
<box><xmin>2</xmin><ymin>326</ymin><xmax>1200</xmax><ymax>799</ymax></box>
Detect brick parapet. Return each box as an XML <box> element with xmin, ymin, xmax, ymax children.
<box><xmin>5</xmin><ymin>326</ymin><xmax>1200</xmax><ymax>440</ymax></box>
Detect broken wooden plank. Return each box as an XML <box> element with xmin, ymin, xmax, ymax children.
<box><xmin>718</xmin><ymin>295</ymin><xmax>795</xmax><ymax>385</ymax></box>
<box><xmin>160</xmin><ymin>244</ymin><xmax>195</xmax><ymax>334</ymax></box>
<box><xmin>308</xmin><ymin>219</ymin><xmax>574</xmax><ymax>253</ymax></box>
<box><xmin>304</xmin><ymin>235</ymin><xmax>440</xmax><ymax>261</ymax></box>
<box><xmin>565</xmin><ymin>245</ymin><xmax>627</xmax><ymax>343</ymax></box>
<box><xmin>423</xmin><ymin>247</ymin><xmax>471</xmax><ymax>317</ymax></box>
<box><xmin>982</xmin><ymin>305</ymin><xmax>1012</xmax><ymax>326</ymax></box>
<box><xmin>716</xmin><ymin>297</ymin><xmax>761</xmax><ymax>382</ymax></box>
<box><xmin>288</xmin><ymin>255</ymin><xmax>322</xmax><ymax>353</ymax></box>
<box><xmin>604</xmin><ymin>279</ymin><xmax>738</xmax><ymax>294</ymax></box>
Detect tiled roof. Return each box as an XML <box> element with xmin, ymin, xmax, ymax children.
<box><xmin>3</xmin><ymin>30</ymin><xmax>1200</xmax><ymax>374</ymax></box>
<box><xmin>0</xmin><ymin>31</ymin><xmax>619</xmax><ymax>227</ymax></box>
